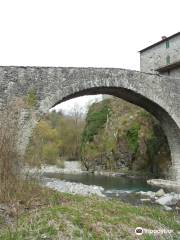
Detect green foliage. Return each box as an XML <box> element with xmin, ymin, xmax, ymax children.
<box><xmin>26</xmin><ymin>119</ymin><xmax>62</xmax><ymax>166</ymax></box>
<box><xmin>82</xmin><ymin>102</ymin><xmax>110</xmax><ymax>143</ymax></box>
<box><xmin>26</xmin><ymin>110</ymin><xmax>84</xmax><ymax>167</ymax></box>
<box><xmin>138</xmin><ymin>110</ymin><xmax>151</xmax><ymax>118</ymax></box>
<box><xmin>26</xmin><ymin>89</ymin><xmax>37</xmax><ymax>107</ymax></box>
<box><xmin>36</xmin><ymin>120</ymin><xmax>60</xmax><ymax>141</ymax></box>
<box><xmin>80</xmin><ymin>102</ymin><xmax>111</xmax><ymax>170</ymax></box>
<box><xmin>147</xmin><ymin>134</ymin><xmax>159</xmax><ymax>160</ymax></box>
<box><xmin>42</xmin><ymin>143</ymin><xmax>59</xmax><ymax>164</ymax></box>
<box><xmin>26</xmin><ymin>97</ymin><xmax>170</xmax><ymax>177</ymax></box>
<box><xmin>147</xmin><ymin>124</ymin><xmax>168</xmax><ymax>161</ymax></box>
<box><xmin>126</xmin><ymin>123</ymin><xmax>140</xmax><ymax>153</ymax></box>
<box><xmin>80</xmin><ymin>97</ymin><xmax>170</xmax><ymax>176</ymax></box>
<box><xmin>57</xmin><ymin>114</ymin><xmax>85</xmax><ymax>160</ymax></box>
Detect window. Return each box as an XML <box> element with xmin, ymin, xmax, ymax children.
<box><xmin>166</xmin><ymin>55</ymin><xmax>170</xmax><ymax>65</ymax></box>
<box><xmin>166</xmin><ymin>40</ymin><xmax>169</xmax><ymax>48</ymax></box>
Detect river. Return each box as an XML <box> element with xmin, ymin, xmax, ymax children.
<box><xmin>43</xmin><ymin>172</ymin><xmax>156</xmax><ymax>192</ymax></box>
<box><xmin>27</xmin><ymin>161</ymin><xmax>160</xmax><ymax>205</ymax></box>
<box><xmin>25</xmin><ymin>162</ymin><xmax>179</xmax><ymax>208</ymax></box>
<box><xmin>42</xmin><ymin>170</ymin><xmax>158</xmax><ymax>205</ymax></box>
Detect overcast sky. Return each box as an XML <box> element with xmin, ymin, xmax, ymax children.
<box><xmin>0</xmin><ymin>0</ymin><xmax>179</xmax><ymax>112</ymax></box>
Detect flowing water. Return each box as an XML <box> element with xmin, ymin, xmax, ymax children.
<box><xmin>44</xmin><ymin>172</ymin><xmax>155</xmax><ymax>192</ymax></box>
<box><xmin>42</xmin><ymin>171</ymin><xmax>158</xmax><ymax>205</ymax></box>
<box><xmin>39</xmin><ymin>161</ymin><xmax>159</xmax><ymax>205</ymax></box>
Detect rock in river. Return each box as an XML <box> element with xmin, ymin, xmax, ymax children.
<box><xmin>155</xmin><ymin>193</ymin><xmax>180</xmax><ymax>206</ymax></box>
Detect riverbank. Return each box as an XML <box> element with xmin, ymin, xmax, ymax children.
<box><xmin>24</xmin><ymin>164</ymin><xmax>156</xmax><ymax>199</ymax></box>
<box><xmin>0</xmin><ymin>182</ymin><xmax>179</xmax><ymax>239</ymax></box>
<box><xmin>147</xmin><ymin>179</ymin><xmax>180</xmax><ymax>193</ymax></box>
<box><xmin>24</xmin><ymin>164</ymin><xmax>180</xmax><ymax>214</ymax></box>
<box><xmin>43</xmin><ymin>177</ymin><xmax>105</xmax><ymax>197</ymax></box>
<box><xmin>42</xmin><ymin>175</ymin><xmax>180</xmax><ymax>212</ymax></box>
<box><xmin>24</xmin><ymin>164</ymin><xmax>106</xmax><ymax>197</ymax></box>
<box><xmin>24</xmin><ymin>162</ymin><xmax>156</xmax><ymax>181</ymax></box>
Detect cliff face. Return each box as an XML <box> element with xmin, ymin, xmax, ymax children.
<box><xmin>81</xmin><ymin>97</ymin><xmax>171</xmax><ymax>178</ymax></box>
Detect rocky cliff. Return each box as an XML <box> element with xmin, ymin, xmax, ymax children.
<box><xmin>81</xmin><ymin>97</ymin><xmax>171</xmax><ymax>178</ymax></box>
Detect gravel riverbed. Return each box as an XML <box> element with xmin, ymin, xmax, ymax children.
<box><xmin>42</xmin><ymin>177</ymin><xmax>105</xmax><ymax>197</ymax></box>
<box><xmin>24</xmin><ymin>163</ymin><xmax>106</xmax><ymax>197</ymax></box>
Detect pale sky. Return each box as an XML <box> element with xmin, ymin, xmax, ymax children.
<box><xmin>0</xmin><ymin>0</ymin><xmax>179</xmax><ymax>112</ymax></box>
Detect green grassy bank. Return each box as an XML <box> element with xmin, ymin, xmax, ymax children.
<box><xmin>0</xmin><ymin>184</ymin><xmax>179</xmax><ymax>240</ymax></box>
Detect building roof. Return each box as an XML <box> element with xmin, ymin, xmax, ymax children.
<box><xmin>156</xmin><ymin>60</ymin><xmax>180</xmax><ymax>73</ymax></box>
<box><xmin>139</xmin><ymin>32</ymin><xmax>180</xmax><ymax>53</ymax></box>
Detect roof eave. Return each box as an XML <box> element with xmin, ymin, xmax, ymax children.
<box><xmin>139</xmin><ymin>32</ymin><xmax>180</xmax><ymax>53</ymax></box>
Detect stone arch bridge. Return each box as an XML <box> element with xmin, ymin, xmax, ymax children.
<box><xmin>0</xmin><ymin>66</ymin><xmax>180</xmax><ymax>181</ymax></box>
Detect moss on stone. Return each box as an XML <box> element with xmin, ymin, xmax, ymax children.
<box><xmin>26</xmin><ymin>89</ymin><xmax>37</xmax><ymax>107</ymax></box>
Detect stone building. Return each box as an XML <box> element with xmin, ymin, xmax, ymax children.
<box><xmin>139</xmin><ymin>32</ymin><xmax>180</xmax><ymax>77</ymax></box>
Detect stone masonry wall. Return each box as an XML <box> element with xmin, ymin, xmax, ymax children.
<box><xmin>140</xmin><ymin>34</ymin><xmax>180</xmax><ymax>76</ymax></box>
<box><xmin>0</xmin><ymin>66</ymin><xmax>180</xmax><ymax>181</ymax></box>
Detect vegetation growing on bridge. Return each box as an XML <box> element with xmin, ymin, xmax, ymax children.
<box><xmin>25</xmin><ymin>89</ymin><xmax>38</xmax><ymax>107</ymax></box>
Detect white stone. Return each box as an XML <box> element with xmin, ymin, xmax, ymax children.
<box><xmin>163</xmin><ymin>205</ymin><xmax>172</xmax><ymax>211</ymax></box>
<box><xmin>44</xmin><ymin>178</ymin><xmax>105</xmax><ymax>197</ymax></box>
<box><xmin>140</xmin><ymin>198</ymin><xmax>151</xmax><ymax>202</ymax></box>
<box><xmin>138</xmin><ymin>191</ymin><xmax>155</xmax><ymax>198</ymax></box>
<box><xmin>147</xmin><ymin>179</ymin><xmax>180</xmax><ymax>193</ymax></box>
<box><xmin>155</xmin><ymin>189</ymin><xmax>165</xmax><ymax>197</ymax></box>
<box><xmin>155</xmin><ymin>193</ymin><xmax>180</xmax><ymax>206</ymax></box>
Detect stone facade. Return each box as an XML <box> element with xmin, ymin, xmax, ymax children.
<box><xmin>140</xmin><ymin>32</ymin><xmax>180</xmax><ymax>77</ymax></box>
<box><xmin>0</xmin><ymin>66</ymin><xmax>180</xmax><ymax>181</ymax></box>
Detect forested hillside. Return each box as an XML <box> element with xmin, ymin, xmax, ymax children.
<box><xmin>26</xmin><ymin>97</ymin><xmax>171</xmax><ymax>178</ymax></box>
<box><xmin>80</xmin><ymin>97</ymin><xmax>171</xmax><ymax>178</ymax></box>
<box><xmin>26</xmin><ymin>110</ymin><xmax>85</xmax><ymax>167</ymax></box>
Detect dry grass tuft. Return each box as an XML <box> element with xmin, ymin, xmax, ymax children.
<box><xmin>0</xmin><ymin>98</ymin><xmax>27</xmax><ymax>203</ymax></box>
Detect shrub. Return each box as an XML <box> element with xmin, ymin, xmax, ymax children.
<box><xmin>42</xmin><ymin>143</ymin><xmax>59</xmax><ymax>165</ymax></box>
<box><xmin>126</xmin><ymin>123</ymin><xmax>140</xmax><ymax>153</ymax></box>
<box><xmin>26</xmin><ymin>89</ymin><xmax>37</xmax><ymax>107</ymax></box>
<box><xmin>147</xmin><ymin>124</ymin><xmax>169</xmax><ymax>160</ymax></box>
<box><xmin>82</xmin><ymin>102</ymin><xmax>110</xmax><ymax>143</ymax></box>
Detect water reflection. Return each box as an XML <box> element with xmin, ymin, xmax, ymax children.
<box><xmin>43</xmin><ymin>172</ymin><xmax>158</xmax><ymax>193</ymax></box>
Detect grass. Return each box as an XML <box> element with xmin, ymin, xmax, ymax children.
<box><xmin>0</xmin><ymin>183</ymin><xmax>179</xmax><ymax>240</ymax></box>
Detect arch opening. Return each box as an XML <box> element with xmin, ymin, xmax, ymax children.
<box><xmin>49</xmin><ymin>86</ymin><xmax>180</xmax><ymax>181</ymax></box>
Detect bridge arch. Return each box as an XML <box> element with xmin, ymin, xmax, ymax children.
<box><xmin>0</xmin><ymin>66</ymin><xmax>179</xmax><ymax>181</ymax></box>
<box><xmin>44</xmin><ymin>86</ymin><xmax>179</xmax><ymax>181</ymax></box>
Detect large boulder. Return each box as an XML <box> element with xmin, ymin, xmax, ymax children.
<box><xmin>155</xmin><ymin>193</ymin><xmax>180</xmax><ymax>206</ymax></box>
<box><xmin>147</xmin><ymin>179</ymin><xmax>180</xmax><ymax>193</ymax></box>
